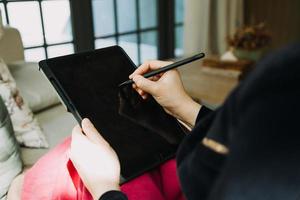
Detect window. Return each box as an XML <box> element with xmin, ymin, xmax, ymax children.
<box><xmin>92</xmin><ymin>0</ymin><xmax>158</xmax><ymax>64</ymax></box>
<box><xmin>0</xmin><ymin>0</ymin><xmax>74</xmax><ymax>62</ymax></box>
<box><xmin>0</xmin><ymin>0</ymin><xmax>185</xmax><ymax>63</ymax></box>
<box><xmin>175</xmin><ymin>0</ymin><xmax>185</xmax><ymax>57</ymax></box>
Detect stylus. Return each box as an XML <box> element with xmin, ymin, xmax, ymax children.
<box><xmin>118</xmin><ymin>52</ymin><xmax>205</xmax><ymax>87</ymax></box>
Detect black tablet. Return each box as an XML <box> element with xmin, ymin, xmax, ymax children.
<box><xmin>39</xmin><ymin>46</ymin><xmax>186</xmax><ymax>182</ymax></box>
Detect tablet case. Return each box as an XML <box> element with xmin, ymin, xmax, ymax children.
<box><xmin>39</xmin><ymin>46</ymin><xmax>186</xmax><ymax>182</ymax></box>
<box><xmin>118</xmin><ymin>84</ymin><xmax>185</xmax><ymax>144</ymax></box>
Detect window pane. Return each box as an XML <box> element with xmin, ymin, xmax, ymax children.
<box><xmin>175</xmin><ymin>26</ymin><xmax>184</xmax><ymax>56</ymax></box>
<box><xmin>139</xmin><ymin>0</ymin><xmax>157</xmax><ymax>29</ymax></box>
<box><xmin>25</xmin><ymin>48</ymin><xmax>46</xmax><ymax>62</ymax></box>
<box><xmin>175</xmin><ymin>0</ymin><xmax>184</xmax><ymax>24</ymax></box>
<box><xmin>92</xmin><ymin>0</ymin><xmax>115</xmax><ymax>37</ymax></box>
<box><xmin>7</xmin><ymin>2</ymin><xmax>44</xmax><ymax>47</ymax></box>
<box><xmin>42</xmin><ymin>0</ymin><xmax>72</xmax><ymax>44</ymax></box>
<box><xmin>95</xmin><ymin>38</ymin><xmax>117</xmax><ymax>49</ymax></box>
<box><xmin>117</xmin><ymin>0</ymin><xmax>137</xmax><ymax>33</ymax></box>
<box><xmin>47</xmin><ymin>43</ymin><xmax>74</xmax><ymax>58</ymax></box>
<box><xmin>141</xmin><ymin>31</ymin><xmax>158</xmax><ymax>62</ymax></box>
<box><xmin>0</xmin><ymin>3</ymin><xmax>7</xmax><ymax>25</ymax></box>
<box><xmin>119</xmin><ymin>34</ymin><xmax>138</xmax><ymax>64</ymax></box>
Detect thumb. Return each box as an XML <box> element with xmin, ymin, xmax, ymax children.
<box><xmin>132</xmin><ymin>75</ymin><xmax>157</xmax><ymax>95</ymax></box>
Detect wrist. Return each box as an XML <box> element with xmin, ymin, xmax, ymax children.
<box><xmin>172</xmin><ymin>96</ymin><xmax>201</xmax><ymax>128</ymax></box>
<box><xmin>92</xmin><ymin>183</ymin><xmax>120</xmax><ymax>200</ymax></box>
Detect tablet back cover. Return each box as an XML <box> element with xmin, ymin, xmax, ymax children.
<box><xmin>39</xmin><ymin>46</ymin><xmax>185</xmax><ymax>181</ymax></box>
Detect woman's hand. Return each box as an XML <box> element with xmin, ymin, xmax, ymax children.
<box><xmin>129</xmin><ymin>60</ymin><xmax>201</xmax><ymax>127</ymax></box>
<box><xmin>70</xmin><ymin>118</ymin><xmax>120</xmax><ymax>200</ymax></box>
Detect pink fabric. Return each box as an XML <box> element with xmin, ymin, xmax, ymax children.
<box><xmin>22</xmin><ymin>137</ymin><xmax>185</xmax><ymax>200</ymax></box>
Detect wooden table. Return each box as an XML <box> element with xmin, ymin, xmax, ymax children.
<box><xmin>179</xmin><ymin>57</ymin><xmax>254</xmax><ymax>108</ymax></box>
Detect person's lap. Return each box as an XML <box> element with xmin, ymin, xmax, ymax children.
<box><xmin>19</xmin><ymin>136</ymin><xmax>184</xmax><ymax>200</ymax></box>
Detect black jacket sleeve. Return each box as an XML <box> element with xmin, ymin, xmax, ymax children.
<box><xmin>177</xmin><ymin>43</ymin><xmax>300</xmax><ymax>200</ymax></box>
<box><xmin>99</xmin><ymin>191</ymin><xmax>128</xmax><ymax>200</ymax></box>
<box><xmin>207</xmin><ymin>44</ymin><xmax>300</xmax><ymax>200</ymax></box>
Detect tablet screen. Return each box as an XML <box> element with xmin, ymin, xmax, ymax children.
<box><xmin>39</xmin><ymin>46</ymin><xmax>185</xmax><ymax>181</ymax></box>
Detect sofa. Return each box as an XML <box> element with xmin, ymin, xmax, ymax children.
<box><xmin>0</xmin><ymin>22</ymin><xmax>76</xmax><ymax>175</ymax></box>
<box><xmin>8</xmin><ymin>61</ymin><xmax>76</xmax><ymax>167</ymax></box>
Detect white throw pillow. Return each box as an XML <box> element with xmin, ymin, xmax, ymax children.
<box><xmin>0</xmin><ymin>96</ymin><xmax>22</xmax><ymax>200</ymax></box>
<box><xmin>0</xmin><ymin>59</ymin><xmax>48</xmax><ymax>148</ymax></box>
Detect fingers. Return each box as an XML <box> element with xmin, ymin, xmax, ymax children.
<box><xmin>132</xmin><ymin>75</ymin><xmax>157</xmax><ymax>95</ymax></box>
<box><xmin>135</xmin><ymin>88</ymin><xmax>148</xmax><ymax>99</ymax></box>
<box><xmin>71</xmin><ymin>118</ymin><xmax>110</xmax><ymax>150</ymax></box>
<box><xmin>129</xmin><ymin>60</ymin><xmax>172</xmax><ymax>79</ymax></box>
<box><xmin>133</xmin><ymin>84</ymin><xmax>146</xmax><ymax>96</ymax></box>
<box><xmin>129</xmin><ymin>60</ymin><xmax>172</xmax><ymax>97</ymax></box>
<box><xmin>70</xmin><ymin>125</ymin><xmax>87</xmax><ymax>162</ymax></box>
<box><xmin>136</xmin><ymin>88</ymin><xmax>144</xmax><ymax>95</ymax></box>
<box><xmin>81</xmin><ymin>118</ymin><xmax>109</xmax><ymax>146</ymax></box>
<box><xmin>129</xmin><ymin>61</ymin><xmax>155</xmax><ymax>79</ymax></box>
<box><xmin>71</xmin><ymin>125</ymin><xmax>85</xmax><ymax>144</ymax></box>
<box><xmin>81</xmin><ymin>118</ymin><xmax>100</xmax><ymax>143</ymax></box>
<box><xmin>149</xmin><ymin>75</ymin><xmax>161</xmax><ymax>82</ymax></box>
<box><xmin>131</xmin><ymin>73</ymin><xmax>161</xmax><ymax>99</ymax></box>
<box><xmin>132</xmin><ymin>76</ymin><xmax>159</xmax><ymax>89</ymax></box>
<box><xmin>141</xmin><ymin>93</ymin><xmax>148</xmax><ymax>100</ymax></box>
<box><xmin>129</xmin><ymin>62</ymin><xmax>148</xmax><ymax>79</ymax></box>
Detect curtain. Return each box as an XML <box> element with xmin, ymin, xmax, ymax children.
<box><xmin>0</xmin><ymin>10</ymin><xmax>4</xmax><ymax>40</ymax></box>
<box><xmin>183</xmin><ymin>0</ymin><xmax>244</xmax><ymax>55</ymax></box>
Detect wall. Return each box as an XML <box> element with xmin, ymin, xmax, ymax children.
<box><xmin>244</xmin><ymin>0</ymin><xmax>300</xmax><ymax>50</ymax></box>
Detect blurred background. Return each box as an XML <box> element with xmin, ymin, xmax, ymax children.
<box><xmin>0</xmin><ymin>0</ymin><xmax>299</xmax><ymax>64</ymax></box>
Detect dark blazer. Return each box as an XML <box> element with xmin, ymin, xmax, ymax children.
<box><xmin>177</xmin><ymin>43</ymin><xmax>300</xmax><ymax>200</ymax></box>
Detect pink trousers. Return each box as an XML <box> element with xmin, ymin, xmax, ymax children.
<box><xmin>22</xmin><ymin>137</ymin><xmax>185</xmax><ymax>200</ymax></box>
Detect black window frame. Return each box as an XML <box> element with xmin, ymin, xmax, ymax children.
<box><xmin>174</xmin><ymin>0</ymin><xmax>184</xmax><ymax>57</ymax></box>
<box><xmin>1</xmin><ymin>0</ymin><xmax>183</xmax><ymax>61</ymax></box>
<box><xmin>93</xmin><ymin>0</ymin><xmax>160</xmax><ymax>64</ymax></box>
<box><xmin>1</xmin><ymin>0</ymin><xmax>75</xmax><ymax>59</ymax></box>
<box><xmin>71</xmin><ymin>0</ymin><xmax>181</xmax><ymax>62</ymax></box>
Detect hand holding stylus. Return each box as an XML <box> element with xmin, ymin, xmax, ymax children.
<box><xmin>120</xmin><ymin>53</ymin><xmax>204</xmax><ymax>86</ymax></box>
<box><xmin>129</xmin><ymin>60</ymin><xmax>201</xmax><ymax>128</ymax></box>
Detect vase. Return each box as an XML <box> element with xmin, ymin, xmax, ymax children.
<box><xmin>233</xmin><ymin>48</ymin><xmax>266</xmax><ymax>61</ymax></box>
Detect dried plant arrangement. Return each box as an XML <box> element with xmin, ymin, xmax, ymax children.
<box><xmin>228</xmin><ymin>23</ymin><xmax>272</xmax><ymax>51</ymax></box>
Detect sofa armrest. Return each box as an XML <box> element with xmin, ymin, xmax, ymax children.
<box><xmin>0</xmin><ymin>27</ymin><xmax>25</xmax><ymax>64</ymax></box>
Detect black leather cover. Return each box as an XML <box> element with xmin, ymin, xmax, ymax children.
<box><xmin>39</xmin><ymin>46</ymin><xmax>185</xmax><ymax>181</ymax></box>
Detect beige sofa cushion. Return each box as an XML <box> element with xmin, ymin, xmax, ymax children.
<box><xmin>21</xmin><ymin>104</ymin><xmax>76</xmax><ymax>167</ymax></box>
<box><xmin>8</xmin><ymin>61</ymin><xmax>60</xmax><ymax>112</ymax></box>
